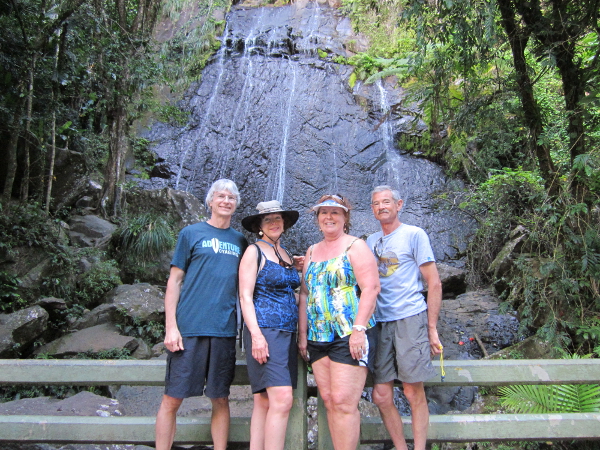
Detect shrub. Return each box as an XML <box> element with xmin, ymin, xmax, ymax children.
<box><xmin>112</xmin><ymin>213</ymin><xmax>175</xmax><ymax>268</ymax></box>
<box><xmin>75</xmin><ymin>259</ymin><xmax>122</xmax><ymax>308</ymax></box>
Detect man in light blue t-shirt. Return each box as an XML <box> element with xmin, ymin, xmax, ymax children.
<box><xmin>366</xmin><ymin>185</ymin><xmax>442</xmax><ymax>450</ymax></box>
<box><xmin>155</xmin><ymin>179</ymin><xmax>247</xmax><ymax>450</ymax></box>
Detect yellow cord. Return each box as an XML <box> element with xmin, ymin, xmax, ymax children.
<box><xmin>439</xmin><ymin>345</ymin><xmax>445</xmax><ymax>381</ymax></box>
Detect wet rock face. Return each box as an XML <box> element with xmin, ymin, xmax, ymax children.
<box><xmin>141</xmin><ymin>2</ymin><xmax>474</xmax><ymax>259</ymax></box>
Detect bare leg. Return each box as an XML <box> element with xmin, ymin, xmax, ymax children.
<box><xmin>250</xmin><ymin>392</ymin><xmax>269</xmax><ymax>450</ymax></box>
<box><xmin>403</xmin><ymin>382</ymin><xmax>429</xmax><ymax>450</ymax></box>
<box><xmin>312</xmin><ymin>357</ymin><xmax>367</xmax><ymax>450</ymax></box>
<box><xmin>210</xmin><ymin>397</ymin><xmax>230</xmax><ymax>450</ymax></box>
<box><xmin>263</xmin><ymin>386</ymin><xmax>293</xmax><ymax>450</ymax></box>
<box><xmin>155</xmin><ymin>394</ymin><xmax>183</xmax><ymax>450</ymax></box>
<box><xmin>372</xmin><ymin>382</ymin><xmax>408</xmax><ymax>450</ymax></box>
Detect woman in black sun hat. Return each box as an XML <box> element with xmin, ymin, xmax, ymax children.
<box><xmin>239</xmin><ymin>200</ymin><xmax>304</xmax><ymax>450</ymax></box>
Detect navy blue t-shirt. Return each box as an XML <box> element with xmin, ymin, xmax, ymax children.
<box><xmin>171</xmin><ymin>221</ymin><xmax>248</xmax><ymax>337</ymax></box>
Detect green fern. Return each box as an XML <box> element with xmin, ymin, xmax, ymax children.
<box><xmin>113</xmin><ymin>214</ymin><xmax>175</xmax><ymax>267</ymax></box>
<box><xmin>499</xmin><ymin>384</ymin><xmax>600</xmax><ymax>414</ymax></box>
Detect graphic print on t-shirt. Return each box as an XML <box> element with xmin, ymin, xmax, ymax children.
<box><xmin>201</xmin><ymin>238</ymin><xmax>242</xmax><ymax>257</ymax></box>
<box><xmin>377</xmin><ymin>250</ymin><xmax>400</xmax><ymax>277</ymax></box>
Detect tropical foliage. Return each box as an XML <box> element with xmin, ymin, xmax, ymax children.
<box><xmin>499</xmin><ymin>383</ymin><xmax>600</xmax><ymax>414</ymax></box>
<box><xmin>341</xmin><ymin>0</ymin><xmax>600</xmax><ymax>353</ymax></box>
<box><xmin>112</xmin><ymin>213</ymin><xmax>175</xmax><ymax>267</ymax></box>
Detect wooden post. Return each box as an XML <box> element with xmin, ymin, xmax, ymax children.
<box><xmin>317</xmin><ymin>392</ymin><xmax>334</xmax><ymax>450</ymax></box>
<box><xmin>285</xmin><ymin>356</ymin><xmax>308</xmax><ymax>449</ymax></box>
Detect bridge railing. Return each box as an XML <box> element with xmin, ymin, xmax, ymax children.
<box><xmin>1</xmin><ymin>358</ymin><xmax>599</xmax><ymax>448</ymax></box>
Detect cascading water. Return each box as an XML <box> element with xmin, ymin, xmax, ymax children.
<box><xmin>142</xmin><ymin>2</ymin><xmax>473</xmax><ymax>259</ymax></box>
<box><xmin>271</xmin><ymin>60</ymin><xmax>296</xmax><ymax>204</ymax></box>
<box><xmin>175</xmin><ymin>22</ymin><xmax>230</xmax><ymax>190</ymax></box>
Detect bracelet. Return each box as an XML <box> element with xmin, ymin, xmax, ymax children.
<box><xmin>352</xmin><ymin>324</ymin><xmax>367</xmax><ymax>332</ymax></box>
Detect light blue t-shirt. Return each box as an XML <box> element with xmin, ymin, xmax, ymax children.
<box><xmin>171</xmin><ymin>221</ymin><xmax>247</xmax><ymax>337</ymax></box>
<box><xmin>366</xmin><ymin>224</ymin><xmax>436</xmax><ymax>322</ymax></box>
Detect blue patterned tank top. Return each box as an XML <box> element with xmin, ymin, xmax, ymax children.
<box><xmin>252</xmin><ymin>253</ymin><xmax>300</xmax><ymax>332</ymax></box>
<box><xmin>304</xmin><ymin>239</ymin><xmax>376</xmax><ymax>342</ymax></box>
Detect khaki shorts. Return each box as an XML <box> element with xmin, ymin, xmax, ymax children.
<box><xmin>374</xmin><ymin>310</ymin><xmax>437</xmax><ymax>384</ymax></box>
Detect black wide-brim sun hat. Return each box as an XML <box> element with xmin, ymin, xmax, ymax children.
<box><xmin>241</xmin><ymin>200</ymin><xmax>300</xmax><ymax>233</ymax></box>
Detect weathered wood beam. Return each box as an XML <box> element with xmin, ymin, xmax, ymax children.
<box><xmin>1</xmin><ymin>413</ymin><xmax>598</xmax><ymax>444</ymax></box>
<box><xmin>0</xmin><ymin>415</ymin><xmax>249</xmax><ymax>444</ymax></box>
<box><xmin>2</xmin><ymin>359</ymin><xmax>599</xmax><ymax>386</ymax></box>
<box><xmin>0</xmin><ymin>359</ymin><xmax>249</xmax><ymax>386</ymax></box>
<box><xmin>361</xmin><ymin>413</ymin><xmax>600</xmax><ymax>442</ymax></box>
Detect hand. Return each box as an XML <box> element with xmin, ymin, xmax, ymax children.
<box><xmin>429</xmin><ymin>327</ymin><xmax>442</xmax><ymax>356</ymax></box>
<box><xmin>164</xmin><ymin>327</ymin><xmax>184</xmax><ymax>352</ymax></box>
<box><xmin>293</xmin><ymin>255</ymin><xmax>305</xmax><ymax>271</ymax></box>
<box><xmin>349</xmin><ymin>329</ymin><xmax>367</xmax><ymax>360</ymax></box>
<box><xmin>298</xmin><ymin>334</ymin><xmax>309</xmax><ymax>362</ymax></box>
<box><xmin>251</xmin><ymin>332</ymin><xmax>269</xmax><ymax>364</ymax></box>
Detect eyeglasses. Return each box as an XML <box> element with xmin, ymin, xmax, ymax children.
<box><xmin>371</xmin><ymin>199</ymin><xmax>393</xmax><ymax>207</ymax></box>
<box><xmin>373</xmin><ymin>236</ymin><xmax>385</xmax><ymax>260</ymax></box>
<box><xmin>215</xmin><ymin>193</ymin><xmax>237</xmax><ymax>203</ymax></box>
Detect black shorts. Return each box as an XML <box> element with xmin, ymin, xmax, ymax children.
<box><xmin>244</xmin><ymin>327</ymin><xmax>298</xmax><ymax>394</ymax></box>
<box><xmin>307</xmin><ymin>327</ymin><xmax>377</xmax><ymax>372</ymax></box>
<box><xmin>165</xmin><ymin>336</ymin><xmax>236</xmax><ymax>399</ymax></box>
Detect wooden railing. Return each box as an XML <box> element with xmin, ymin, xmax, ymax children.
<box><xmin>1</xmin><ymin>358</ymin><xmax>599</xmax><ymax>448</ymax></box>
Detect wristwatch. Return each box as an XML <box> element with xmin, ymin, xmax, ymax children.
<box><xmin>352</xmin><ymin>324</ymin><xmax>367</xmax><ymax>332</ymax></box>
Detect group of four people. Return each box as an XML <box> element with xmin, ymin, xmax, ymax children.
<box><xmin>155</xmin><ymin>179</ymin><xmax>443</xmax><ymax>450</ymax></box>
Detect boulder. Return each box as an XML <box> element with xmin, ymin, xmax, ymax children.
<box><xmin>488</xmin><ymin>335</ymin><xmax>553</xmax><ymax>360</ymax></box>
<box><xmin>131</xmin><ymin>338</ymin><xmax>152</xmax><ymax>360</ymax></box>
<box><xmin>124</xmin><ymin>187</ymin><xmax>205</xmax><ymax>229</ymax></box>
<box><xmin>437</xmin><ymin>288</ymin><xmax>522</xmax><ymax>360</ymax></box>
<box><xmin>69</xmin><ymin>303</ymin><xmax>118</xmax><ymax>331</ymax></box>
<box><xmin>102</xmin><ymin>284</ymin><xmax>165</xmax><ymax>323</ymax></box>
<box><xmin>67</xmin><ymin>215</ymin><xmax>117</xmax><ymax>248</ymax></box>
<box><xmin>0</xmin><ymin>306</ymin><xmax>49</xmax><ymax>357</ymax></box>
<box><xmin>428</xmin><ymin>263</ymin><xmax>467</xmax><ymax>297</ymax></box>
<box><xmin>49</xmin><ymin>146</ymin><xmax>102</xmax><ymax>212</ymax></box>
<box><xmin>33</xmin><ymin>323</ymin><xmax>139</xmax><ymax>358</ymax></box>
<box><xmin>0</xmin><ymin>391</ymin><xmax>123</xmax><ymax>417</ymax></box>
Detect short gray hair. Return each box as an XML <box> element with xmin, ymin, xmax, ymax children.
<box><xmin>371</xmin><ymin>185</ymin><xmax>401</xmax><ymax>202</ymax></box>
<box><xmin>205</xmin><ymin>179</ymin><xmax>240</xmax><ymax>208</ymax></box>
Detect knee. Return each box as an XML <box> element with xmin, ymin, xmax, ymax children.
<box><xmin>318</xmin><ymin>389</ymin><xmax>334</xmax><ymax>411</ymax></box>
<box><xmin>329</xmin><ymin>391</ymin><xmax>358</xmax><ymax>415</ymax></box>
<box><xmin>210</xmin><ymin>397</ymin><xmax>230</xmax><ymax>411</ymax></box>
<box><xmin>271</xmin><ymin>391</ymin><xmax>294</xmax><ymax>413</ymax></box>
<box><xmin>159</xmin><ymin>395</ymin><xmax>183</xmax><ymax>414</ymax></box>
<box><xmin>403</xmin><ymin>384</ymin><xmax>426</xmax><ymax>406</ymax></box>
<box><xmin>372</xmin><ymin>386</ymin><xmax>394</xmax><ymax>409</ymax></box>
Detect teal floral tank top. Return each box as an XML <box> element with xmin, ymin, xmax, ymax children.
<box><xmin>304</xmin><ymin>239</ymin><xmax>376</xmax><ymax>342</ymax></box>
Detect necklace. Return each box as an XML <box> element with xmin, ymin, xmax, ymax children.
<box><xmin>258</xmin><ymin>239</ymin><xmax>294</xmax><ymax>269</ymax></box>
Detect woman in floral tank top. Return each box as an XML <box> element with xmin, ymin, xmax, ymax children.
<box><xmin>298</xmin><ymin>194</ymin><xmax>380</xmax><ymax>450</ymax></box>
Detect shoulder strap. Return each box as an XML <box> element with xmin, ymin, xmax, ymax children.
<box><xmin>345</xmin><ymin>238</ymin><xmax>360</xmax><ymax>252</ymax></box>
<box><xmin>253</xmin><ymin>243</ymin><xmax>264</xmax><ymax>274</ymax></box>
<box><xmin>308</xmin><ymin>244</ymin><xmax>315</xmax><ymax>263</ymax></box>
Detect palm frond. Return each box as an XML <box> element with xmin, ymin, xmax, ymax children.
<box><xmin>499</xmin><ymin>384</ymin><xmax>600</xmax><ymax>414</ymax></box>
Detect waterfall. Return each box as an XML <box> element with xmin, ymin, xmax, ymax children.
<box><xmin>376</xmin><ymin>78</ymin><xmax>402</xmax><ymax>189</ymax></box>
<box><xmin>300</xmin><ymin>0</ymin><xmax>321</xmax><ymax>55</ymax></box>
<box><xmin>175</xmin><ymin>22</ymin><xmax>230</xmax><ymax>190</ymax></box>
<box><xmin>272</xmin><ymin>59</ymin><xmax>297</xmax><ymax>204</ymax></box>
<box><xmin>216</xmin><ymin>11</ymin><xmax>266</xmax><ymax>178</ymax></box>
<box><xmin>143</xmin><ymin>3</ymin><xmax>474</xmax><ymax>260</ymax></box>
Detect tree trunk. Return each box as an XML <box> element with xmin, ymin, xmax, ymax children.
<box><xmin>44</xmin><ymin>110</ymin><xmax>57</xmax><ymax>214</ymax></box>
<box><xmin>99</xmin><ymin>106</ymin><xmax>128</xmax><ymax>217</ymax></box>
<box><xmin>21</xmin><ymin>54</ymin><xmax>37</xmax><ymax>202</ymax></box>
<box><xmin>2</xmin><ymin>92</ymin><xmax>24</xmax><ymax>203</ymax></box>
<box><xmin>497</xmin><ymin>0</ymin><xmax>557</xmax><ymax>193</ymax></box>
